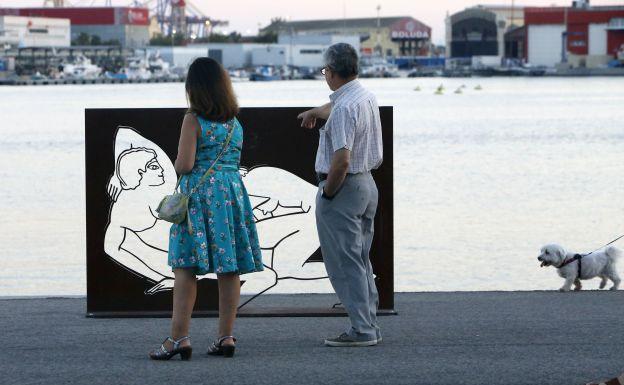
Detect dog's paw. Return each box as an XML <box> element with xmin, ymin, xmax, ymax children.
<box><xmin>573</xmin><ymin>286</ymin><xmax>582</xmax><ymax>291</ymax></box>
<box><xmin>600</xmin><ymin>282</ymin><xmax>607</xmax><ymax>289</ymax></box>
<box><xmin>610</xmin><ymin>286</ymin><xmax>619</xmax><ymax>291</ymax></box>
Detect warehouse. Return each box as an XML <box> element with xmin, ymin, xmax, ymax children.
<box><xmin>0</xmin><ymin>7</ymin><xmax>150</xmax><ymax>48</ymax></box>
<box><xmin>447</xmin><ymin>8</ymin><xmax>500</xmax><ymax>58</ymax></box>
<box><xmin>525</xmin><ymin>3</ymin><xmax>624</xmax><ymax>67</ymax></box>
<box><xmin>445</xmin><ymin>4</ymin><xmax>525</xmax><ymax>60</ymax></box>
<box><xmin>263</xmin><ymin>16</ymin><xmax>431</xmax><ymax>57</ymax></box>
<box><xmin>150</xmin><ymin>43</ymin><xmax>329</xmax><ymax>69</ymax></box>
<box><xmin>0</xmin><ymin>15</ymin><xmax>70</xmax><ymax>47</ymax></box>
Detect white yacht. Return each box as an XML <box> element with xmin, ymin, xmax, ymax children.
<box><xmin>126</xmin><ymin>56</ymin><xmax>152</xmax><ymax>80</ymax></box>
<box><xmin>148</xmin><ymin>52</ymin><xmax>171</xmax><ymax>79</ymax></box>
<box><xmin>360</xmin><ymin>58</ymin><xmax>399</xmax><ymax>78</ymax></box>
<box><xmin>61</xmin><ymin>55</ymin><xmax>101</xmax><ymax>79</ymax></box>
<box><xmin>228</xmin><ymin>68</ymin><xmax>250</xmax><ymax>82</ymax></box>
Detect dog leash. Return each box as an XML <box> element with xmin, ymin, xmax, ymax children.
<box><xmin>584</xmin><ymin>233</ymin><xmax>624</xmax><ymax>257</ymax></box>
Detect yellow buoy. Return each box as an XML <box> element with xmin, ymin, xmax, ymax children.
<box><xmin>475</xmin><ymin>85</ymin><xmax>482</xmax><ymax>90</ymax></box>
<box><xmin>414</xmin><ymin>86</ymin><xmax>421</xmax><ymax>91</ymax></box>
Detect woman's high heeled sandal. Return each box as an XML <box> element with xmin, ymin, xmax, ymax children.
<box><xmin>149</xmin><ymin>336</ymin><xmax>192</xmax><ymax>361</ymax></box>
<box><xmin>206</xmin><ymin>336</ymin><xmax>237</xmax><ymax>358</ymax></box>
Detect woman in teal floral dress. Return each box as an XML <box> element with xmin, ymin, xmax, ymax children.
<box><xmin>168</xmin><ymin>116</ymin><xmax>262</xmax><ymax>276</ymax></box>
<box><xmin>150</xmin><ymin>57</ymin><xmax>263</xmax><ymax>361</ymax></box>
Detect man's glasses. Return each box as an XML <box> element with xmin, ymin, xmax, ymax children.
<box><xmin>320</xmin><ymin>67</ymin><xmax>329</xmax><ymax>75</ymax></box>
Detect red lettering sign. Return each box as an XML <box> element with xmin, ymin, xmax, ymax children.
<box><xmin>390</xmin><ymin>18</ymin><xmax>431</xmax><ymax>40</ymax></box>
<box><xmin>118</xmin><ymin>8</ymin><xmax>149</xmax><ymax>25</ymax></box>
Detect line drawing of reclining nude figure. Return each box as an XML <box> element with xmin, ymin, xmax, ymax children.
<box><xmin>238</xmin><ymin>166</ymin><xmax>331</xmax><ymax>308</ymax></box>
<box><xmin>104</xmin><ymin>127</ymin><xmax>330</xmax><ymax>299</ymax></box>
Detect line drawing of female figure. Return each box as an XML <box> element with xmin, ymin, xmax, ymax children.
<box><xmin>103</xmin><ymin>127</ymin><xmax>331</xmax><ymax>299</ymax></box>
<box><xmin>104</xmin><ymin>126</ymin><xmax>178</xmax><ymax>294</ymax></box>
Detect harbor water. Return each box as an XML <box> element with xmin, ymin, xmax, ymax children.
<box><xmin>1</xmin><ymin>77</ymin><xmax>624</xmax><ymax>296</ymax></box>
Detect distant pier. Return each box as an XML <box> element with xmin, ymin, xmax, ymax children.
<box><xmin>0</xmin><ymin>76</ymin><xmax>184</xmax><ymax>86</ymax></box>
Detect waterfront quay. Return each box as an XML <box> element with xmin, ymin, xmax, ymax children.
<box><xmin>0</xmin><ymin>75</ymin><xmax>183</xmax><ymax>86</ymax></box>
<box><xmin>3</xmin><ymin>291</ymin><xmax>624</xmax><ymax>385</ymax></box>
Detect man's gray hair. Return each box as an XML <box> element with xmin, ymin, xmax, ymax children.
<box><xmin>324</xmin><ymin>43</ymin><xmax>359</xmax><ymax>79</ymax></box>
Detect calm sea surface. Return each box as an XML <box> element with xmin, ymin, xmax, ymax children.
<box><xmin>1</xmin><ymin>77</ymin><xmax>623</xmax><ymax>296</ymax></box>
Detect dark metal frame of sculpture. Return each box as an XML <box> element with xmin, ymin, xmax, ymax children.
<box><xmin>85</xmin><ymin>107</ymin><xmax>394</xmax><ymax>317</ymax></box>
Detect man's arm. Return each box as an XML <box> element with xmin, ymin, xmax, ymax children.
<box><xmin>297</xmin><ymin>103</ymin><xmax>332</xmax><ymax>129</ymax></box>
<box><xmin>313</xmin><ymin>103</ymin><xmax>332</xmax><ymax>120</ymax></box>
<box><xmin>323</xmin><ymin>148</ymin><xmax>350</xmax><ymax>198</ymax></box>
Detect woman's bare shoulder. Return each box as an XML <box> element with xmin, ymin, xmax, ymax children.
<box><xmin>182</xmin><ymin>111</ymin><xmax>201</xmax><ymax>136</ymax></box>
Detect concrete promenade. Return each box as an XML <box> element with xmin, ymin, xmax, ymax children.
<box><xmin>2</xmin><ymin>291</ymin><xmax>624</xmax><ymax>385</ymax></box>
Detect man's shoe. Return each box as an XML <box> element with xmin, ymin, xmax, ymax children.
<box><xmin>324</xmin><ymin>333</ymin><xmax>377</xmax><ymax>347</ymax></box>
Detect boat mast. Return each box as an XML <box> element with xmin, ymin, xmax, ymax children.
<box><xmin>376</xmin><ymin>4</ymin><xmax>381</xmax><ymax>57</ymax></box>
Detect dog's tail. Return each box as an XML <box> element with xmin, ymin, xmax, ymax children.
<box><xmin>605</xmin><ymin>246</ymin><xmax>623</xmax><ymax>260</ymax></box>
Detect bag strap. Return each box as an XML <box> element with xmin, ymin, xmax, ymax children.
<box><xmin>174</xmin><ymin>174</ymin><xmax>184</xmax><ymax>192</ymax></box>
<box><xmin>187</xmin><ymin>119</ymin><xmax>236</xmax><ymax>196</ymax></box>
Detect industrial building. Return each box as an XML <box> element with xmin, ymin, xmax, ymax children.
<box><xmin>277</xmin><ymin>34</ymin><xmax>360</xmax><ymax>51</ymax></box>
<box><xmin>0</xmin><ymin>15</ymin><xmax>70</xmax><ymax>48</ymax></box>
<box><xmin>152</xmin><ymin>42</ymin><xmax>331</xmax><ymax>69</ymax></box>
<box><xmin>446</xmin><ymin>1</ymin><xmax>624</xmax><ymax>69</ymax></box>
<box><xmin>524</xmin><ymin>4</ymin><xmax>624</xmax><ymax>67</ymax></box>
<box><xmin>481</xmin><ymin>4</ymin><xmax>526</xmax><ymax>28</ymax></box>
<box><xmin>445</xmin><ymin>4</ymin><xmax>525</xmax><ymax>63</ymax></box>
<box><xmin>264</xmin><ymin>16</ymin><xmax>431</xmax><ymax>57</ymax></box>
<box><xmin>149</xmin><ymin>44</ymin><xmax>256</xmax><ymax>69</ymax></box>
<box><xmin>0</xmin><ymin>7</ymin><xmax>150</xmax><ymax>48</ymax></box>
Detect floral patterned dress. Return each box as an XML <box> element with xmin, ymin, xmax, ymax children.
<box><xmin>168</xmin><ymin>115</ymin><xmax>264</xmax><ymax>276</ymax></box>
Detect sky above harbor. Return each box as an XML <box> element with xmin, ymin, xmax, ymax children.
<box><xmin>1</xmin><ymin>0</ymin><xmax>623</xmax><ymax>44</ymax></box>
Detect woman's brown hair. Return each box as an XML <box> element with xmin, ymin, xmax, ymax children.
<box><xmin>185</xmin><ymin>57</ymin><xmax>239</xmax><ymax>122</ymax></box>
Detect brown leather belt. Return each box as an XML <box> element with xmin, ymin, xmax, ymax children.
<box><xmin>317</xmin><ymin>172</ymin><xmax>361</xmax><ymax>184</ymax></box>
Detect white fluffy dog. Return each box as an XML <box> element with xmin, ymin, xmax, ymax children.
<box><xmin>537</xmin><ymin>244</ymin><xmax>622</xmax><ymax>292</ymax></box>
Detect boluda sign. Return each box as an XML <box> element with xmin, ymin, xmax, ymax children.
<box><xmin>390</xmin><ymin>18</ymin><xmax>431</xmax><ymax>40</ymax></box>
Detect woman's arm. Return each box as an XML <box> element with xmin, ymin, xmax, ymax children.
<box><xmin>174</xmin><ymin>113</ymin><xmax>200</xmax><ymax>174</ymax></box>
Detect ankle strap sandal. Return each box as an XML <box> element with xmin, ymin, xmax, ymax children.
<box><xmin>206</xmin><ymin>335</ymin><xmax>236</xmax><ymax>358</ymax></box>
<box><xmin>149</xmin><ymin>336</ymin><xmax>192</xmax><ymax>361</ymax></box>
